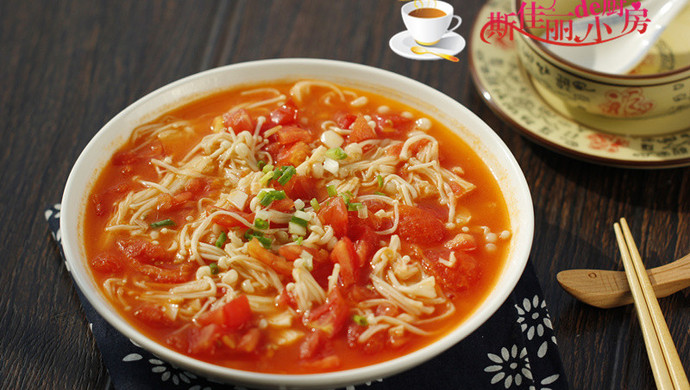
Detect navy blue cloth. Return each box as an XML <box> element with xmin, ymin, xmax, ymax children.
<box><xmin>45</xmin><ymin>204</ymin><xmax>567</xmax><ymax>390</ymax></box>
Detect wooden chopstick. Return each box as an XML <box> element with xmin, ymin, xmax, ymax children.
<box><xmin>614</xmin><ymin>218</ymin><xmax>690</xmax><ymax>390</ymax></box>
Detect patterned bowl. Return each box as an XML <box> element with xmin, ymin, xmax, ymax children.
<box><xmin>513</xmin><ymin>0</ymin><xmax>690</xmax><ymax>136</ymax></box>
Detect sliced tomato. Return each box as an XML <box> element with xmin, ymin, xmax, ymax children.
<box><xmin>112</xmin><ymin>140</ymin><xmax>164</xmax><ymax>165</ymax></box>
<box><xmin>133</xmin><ymin>303</ymin><xmax>175</xmax><ymax>328</ymax></box>
<box><xmin>299</xmin><ymin>329</ymin><xmax>328</xmax><ymax>360</ymax></box>
<box><xmin>116</xmin><ymin>239</ymin><xmax>194</xmax><ymax>283</ymax></box>
<box><xmin>211</xmin><ymin>207</ymin><xmax>255</xmax><ymax>229</ymax></box>
<box><xmin>90</xmin><ymin>251</ymin><xmax>123</xmax><ymax>274</ymax></box>
<box><xmin>223</xmin><ymin>108</ymin><xmax>254</xmax><ymax>134</ymax></box>
<box><xmin>184</xmin><ymin>177</ymin><xmax>211</xmax><ymax>195</ymax></box>
<box><xmin>347</xmin><ymin>223</ymin><xmax>377</xmax><ymax>267</ymax></box>
<box><xmin>268</xmin><ymin>197</ymin><xmax>295</xmax><ymax>213</ymax></box>
<box><xmin>187</xmin><ymin>323</ymin><xmax>222</xmax><ymax>354</ymax></box>
<box><xmin>347</xmin><ymin>114</ymin><xmax>377</xmax><ymax>143</ymax></box>
<box><xmin>157</xmin><ymin>191</ymin><xmax>193</xmax><ymax>212</ymax></box>
<box><xmin>237</xmin><ymin>328</ymin><xmax>261</xmax><ymax>353</ymax></box>
<box><xmin>277</xmin><ymin>286</ymin><xmax>298</xmax><ymax>310</ymax></box>
<box><xmin>317</xmin><ymin>196</ymin><xmax>348</xmax><ymax>238</ymax></box>
<box><xmin>422</xmin><ymin>248</ymin><xmax>480</xmax><ymax>295</ymax></box>
<box><xmin>247</xmin><ymin>238</ymin><xmax>293</xmax><ymax>275</ymax></box>
<box><xmin>444</xmin><ymin>233</ymin><xmax>477</xmax><ymax>251</ymax></box>
<box><xmin>374</xmin><ymin>114</ymin><xmax>414</xmax><ymax>139</ymax></box>
<box><xmin>91</xmin><ymin>182</ymin><xmax>133</xmax><ymax>216</ymax></box>
<box><xmin>334</xmin><ymin>111</ymin><xmax>357</xmax><ymax>129</ymax></box>
<box><xmin>346</xmin><ymin>323</ymin><xmax>386</xmax><ymax>354</ymax></box>
<box><xmin>396</xmin><ymin>205</ymin><xmax>446</xmax><ymax>245</ymax></box>
<box><xmin>281</xmin><ymin>174</ymin><xmax>319</xmax><ymax>201</ymax></box>
<box><xmin>222</xmin><ymin>295</ymin><xmax>253</xmax><ymax>329</ymax></box>
<box><xmin>270</xmin><ymin>101</ymin><xmax>299</xmax><ymax>126</ymax></box>
<box><xmin>276</xmin><ymin>141</ymin><xmax>311</xmax><ymax>166</ymax></box>
<box><xmin>308</xmin><ymin>286</ymin><xmax>350</xmax><ymax>338</ymax></box>
<box><xmin>117</xmin><ymin>239</ymin><xmax>171</xmax><ymax>264</ymax></box>
<box><xmin>197</xmin><ymin>295</ymin><xmax>253</xmax><ymax>332</ymax></box>
<box><xmin>276</xmin><ymin>126</ymin><xmax>312</xmax><ymax>145</ymax></box>
<box><xmin>330</xmin><ymin>237</ymin><xmax>361</xmax><ymax>287</ymax></box>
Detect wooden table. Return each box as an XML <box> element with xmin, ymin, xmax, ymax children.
<box><xmin>2</xmin><ymin>1</ymin><xmax>688</xmax><ymax>388</ymax></box>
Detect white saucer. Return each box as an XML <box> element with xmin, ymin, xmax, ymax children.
<box><xmin>389</xmin><ymin>30</ymin><xmax>466</xmax><ymax>60</ymax></box>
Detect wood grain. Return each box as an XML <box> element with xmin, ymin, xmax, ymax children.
<box><xmin>1</xmin><ymin>0</ymin><xmax>688</xmax><ymax>389</ymax></box>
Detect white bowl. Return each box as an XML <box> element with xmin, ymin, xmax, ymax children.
<box><xmin>61</xmin><ymin>58</ymin><xmax>534</xmax><ymax>389</ymax></box>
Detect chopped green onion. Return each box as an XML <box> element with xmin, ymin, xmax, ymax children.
<box><xmin>293</xmin><ymin>236</ymin><xmax>304</xmax><ymax>245</ymax></box>
<box><xmin>254</xmin><ymin>218</ymin><xmax>269</xmax><ymax>230</ymax></box>
<box><xmin>290</xmin><ymin>215</ymin><xmax>309</xmax><ymax>227</ymax></box>
<box><xmin>209</xmin><ymin>262</ymin><xmax>219</xmax><ymax>275</ymax></box>
<box><xmin>215</xmin><ymin>231</ymin><xmax>227</xmax><ymax>248</ymax></box>
<box><xmin>377</xmin><ymin>174</ymin><xmax>384</xmax><ymax>188</ymax></box>
<box><xmin>244</xmin><ymin>229</ymin><xmax>273</xmax><ymax>248</ymax></box>
<box><xmin>256</xmin><ymin>235</ymin><xmax>273</xmax><ymax>249</ymax></box>
<box><xmin>347</xmin><ymin>202</ymin><xmax>363</xmax><ymax>212</ymax></box>
<box><xmin>327</xmin><ymin>185</ymin><xmax>337</xmax><ymax>197</ymax></box>
<box><xmin>259</xmin><ymin>170</ymin><xmax>276</xmax><ymax>186</ymax></box>
<box><xmin>310</xmin><ymin>198</ymin><xmax>320</xmax><ymax>212</ymax></box>
<box><xmin>374</xmin><ymin>191</ymin><xmax>385</xmax><ymax>196</ymax></box>
<box><xmin>257</xmin><ymin>160</ymin><xmax>266</xmax><ymax>171</ymax></box>
<box><xmin>150</xmin><ymin>218</ymin><xmax>175</xmax><ymax>228</ymax></box>
<box><xmin>326</xmin><ymin>147</ymin><xmax>348</xmax><ymax>160</ymax></box>
<box><xmin>340</xmin><ymin>191</ymin><xmax>353</xmax><ymax>204</ymax></box>
<box><xmin>243</xmin><ymin>229</ymin><xmax>256</xmax><ymax>241</ymax></box>
<box><xmin>277</xmin><ymin>165</ymin><xmax>297</xmax><ymax>186</ymax></box>
<box><xmin>262</xmin><ymin>163</ymin><xmax>274</xmax><ymax>173</ymax></box>
<box><xmin>259</xmin><ymin>189</ymin><xmax>287</xmax><ymax>207</ymax></box>
<box><xmin>353</xmin><ymin>314</ymin><xmax>368</xmax><ymax>326</ymax></box>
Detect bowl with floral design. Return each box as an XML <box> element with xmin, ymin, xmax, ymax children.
<box><xmin>511</xmin><ymin>0</ymin><xmax>690</xmax><ymax>135</ymax></box>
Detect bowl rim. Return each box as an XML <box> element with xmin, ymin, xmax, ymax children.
<box><xmin>60</xmin><ymin>58</ymin><xmax>534</xmax><ymax>388</ymax></box>
<box><xmin>512</xmin><ymin>0</ymin><xmax>690</xmax><ymax>82</ymax></box>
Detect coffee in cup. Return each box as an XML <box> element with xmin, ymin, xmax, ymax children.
<box><xmin>401</xmin><ymin>1</ymin><xmax>462</xmax><ymax>46</ymax></box>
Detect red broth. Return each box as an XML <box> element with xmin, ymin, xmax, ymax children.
<box><xmin>83</xmin><ymin>81</ymin><xmax>510</xmax><ymax>374</ymax></box>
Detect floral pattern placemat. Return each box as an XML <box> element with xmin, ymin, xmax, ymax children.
<box><xmin>46</xmin><ymin>204</ymin><xmax>567</xmax><ymax>390</ymax></box>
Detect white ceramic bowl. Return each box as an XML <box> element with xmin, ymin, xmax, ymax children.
<box><xmin>61</xmin><ymin>58</ymin><xmax>534</xmax><ymax>389</ymax></box>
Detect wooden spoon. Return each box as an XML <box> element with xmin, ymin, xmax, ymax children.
<box><xmin>557</xmin><ymin>253</ymin><xmax>690</xmax><ymax>308</ymax></box>
<box><xmin>410</xmin><ymin>46</ymin><xmax>459</xmax><ymax>62</ymax></box>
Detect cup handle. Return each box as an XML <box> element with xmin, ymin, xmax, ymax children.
<box><xmin>448</xmin><ymin>15</ymin><xmax>462</xmax><ymax>32</ymax></box>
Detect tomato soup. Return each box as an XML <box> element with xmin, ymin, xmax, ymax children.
<box><xmin>84</xmin><ymin>80</ymin><xmax>511</xmax><ymax>374</ymax></box>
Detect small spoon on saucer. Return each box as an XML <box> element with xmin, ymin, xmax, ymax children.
<box><xmin>541</xmin><ymin>0</ymin><xmax>688</xmax><ymax>74</ymax></box>
<box><xmin>557</xmin><ymin>253</ymin><xmax>690</xmax><ymax>308</ymax></box>
<box><xmin>411</xmin><ymin>46</ymin><xmax>459</xmax><ymax>62</ymax></box>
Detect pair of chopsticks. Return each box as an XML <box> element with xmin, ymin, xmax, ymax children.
<box><xmin>614</xmin><ymin>218</ymin><xmax>690</xmax><ymax>390</ymax></box>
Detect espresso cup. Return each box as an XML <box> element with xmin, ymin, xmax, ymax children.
<box><xmin>401</xmin><ymin>1</ymin><xmax>462</xmax><ymax>46</ymax></box>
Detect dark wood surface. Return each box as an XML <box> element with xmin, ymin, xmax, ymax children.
<box><xmin>1</xmin><ymin>1</ymin><xmax>688</xmax><ymax>389</ymax></box>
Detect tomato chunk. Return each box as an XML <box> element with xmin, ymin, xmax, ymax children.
<box><xmin>198</xmin><ymin>295</ymin><xmax>253</xmax><ymax>330</ymax></box>
<box><xmin>223</xmin><ymin>109</ymin><xmax>254</xmax><ymax>134</ymax></box>
<box><xmin>422</xmin><ymin>249</ymin><xmax>480</xmax><ymax>295</ymax></box>
<box><xmin>270</xmin><ymin>101</ymin><xmax>299</xmax><ymax>126</ymax></box>
<box><xmin>330</xmin><ymin>237</ymin><xmax>361</xmax><ymax>288</ymax></box>
<box><xmin>90</xmin><ymin>251</ymin><xmax>123</xmax><ymax>273</ymax></box>
<box><xmin>276</xmin><ymin>141</ymin><xmax>311</xmax><ymax>166</ymax></box>
<box><xmin>396</xmin><ymin>205</ymin><xmax>446</xmax><ymax>244</ymax></box>
<box><xmin>308</xmin><ymin>286</ymin><xmax>349</xmax><ymax>337</ymax></box>
<box><xmin>334</xmin><ymin>111</ymin><xmax>356</xmax><ymax>129</ymax></box>
<box><xmin>276</xmin><ymin>126</ymin><xmax>313</xmax><ymax>145</ymax></box>
<box><xmin>317</xmin><ymin>197</ymin><xmax>348</xmax><ymax>238</ymax></box>
<box><xmin>133</xmin><ymin>303</ymin><xmax>175</xmax><ymax>328</ymax></box>
<box><xmin>247</xmin><ymin>238</ymin><xmax>293</xmax><ymax>275</ymax></box>
<box><xmin>112</xmin><ymin>140</ymin><xmax>164</xmax><ymax>165</ymax></box>
<box><xmin>347</xmin><ymin>114</ymin><xmax>377</xmax><ymax>143</ymax></box>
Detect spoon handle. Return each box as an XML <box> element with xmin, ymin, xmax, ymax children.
<box><xmin>556</xmin><ymin>253</ymin><xmax>690</xmax><ymax>308</ymax></box>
